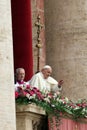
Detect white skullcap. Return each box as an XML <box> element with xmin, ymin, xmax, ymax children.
<box><xmin>42</xmin><ymin>65</ymin><xmax>52</xmax><ymax>69</ymax></box>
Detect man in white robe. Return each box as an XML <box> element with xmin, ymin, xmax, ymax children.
<box><xmin>29</xmin><ymin>65</ymin><xmax>63</xmax><ymax>93</ymax></box>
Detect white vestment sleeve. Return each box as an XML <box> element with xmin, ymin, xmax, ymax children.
<box><xmin>29</xmin><ymin>75</ymin><xmax>40</xmax><ymax>89</ymax></box>
<box><xmin>47</xmin><ymin>76</ymin><xmax>62</xmax><ymax>92</ymax></box>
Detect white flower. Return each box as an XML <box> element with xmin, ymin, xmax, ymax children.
<box><xmin>74</xmin><ymin>106</ymin><xmax>80</xmax><ymax>110</ymax></box>
<box><xmin>64</xmin><ymin>97</ymin><xmax>69</xmax><ymax>103</ymax></box>
<box><xmin>26</xmin><ymin>94</ymin><xmax>30</xmax><ymax>99</ymax></box>
<box><xmin>29</xmin><ymin>94</ymin><xmax>36</xmax><ymax>99</ymax></box>
<box><xmin>53</xmin><ymin>93</ymin><xmax>57</xmax><ymax>99</ymax></box>
<box><xmin>58</xmin><ymin>99</ymin><xmax>64</xmax><ymax>103</ymax></box>
<box><xmin>51</xmin><ymin>104</ymin><xmax>55</xmax><ymax>107</ymax></box>
<box><xmin>44</xmin><ymin>98</ymin><xmax>50</xmax><ymax>103</ymax></box>
<box><xmin>56</xmin><ymin>98</ymin><xmax>60</xmax><ymax>101</ymax></box>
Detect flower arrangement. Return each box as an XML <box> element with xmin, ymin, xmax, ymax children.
<box><xmin>15</xmin><ymin>85</ymin><xmax>87</xmax><ymax>120</ymax></box>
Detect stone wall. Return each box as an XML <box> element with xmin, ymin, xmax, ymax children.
<box><xmin>0</xmin><ymin>0</ymin><xmax>16</xmax><ymax>129</ymax></box>
<box><xmin>31</xmin><ymin>0</ymin><xmax>46</xmax><ymax>73</ymax></box>
<box><xmin>44</xmin><ymin>0</ymin><xmax>87</xmax><ymax>100</ymax></box>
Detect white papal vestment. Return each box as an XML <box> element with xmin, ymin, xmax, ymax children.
<box><xmin>29</xmin><ymin>72</ymin><xmax>62</xmax><ymax>92</ymax></box>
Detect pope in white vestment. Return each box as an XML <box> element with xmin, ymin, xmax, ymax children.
<box><xmin>29</xmin><ymin>65</ymin><xmax>63</xmax><ymax>93</ymax></box>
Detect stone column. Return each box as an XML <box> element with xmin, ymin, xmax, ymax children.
<box><xmin>0</xmin><ymin>0</ymin><xmax>16</xmax><ymax>130</ymax></box>
<box><xmin>44</xmin><ymin>0</ymin><xmax>87</xmax><ymax>100</ymax></box>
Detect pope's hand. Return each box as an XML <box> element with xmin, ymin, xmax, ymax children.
<box><xmin>58</xmin><ymin>80</ymin><xmax>64</xmax><ymax>86</ymax></box>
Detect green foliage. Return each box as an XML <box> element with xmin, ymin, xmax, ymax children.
<box><xmin>15</xmin><ymin>89</ymin><xmax>87</xmax><ymax>120</ymax></box>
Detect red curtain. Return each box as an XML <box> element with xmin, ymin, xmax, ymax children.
<box><xmin>11</xmin><ymin>0</ymin><xmax>33</xmax><ymax>81</ymax></box>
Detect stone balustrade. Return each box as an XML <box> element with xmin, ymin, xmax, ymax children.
<box><xmin>16</xmin><ymin>104</ymin><xmax>47</xmax><ymax>130</ymax></box>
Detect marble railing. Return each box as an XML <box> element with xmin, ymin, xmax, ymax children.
<box><xmin>16</xmin><ymin>104</ymin><xmax>87</xmax><ymax>130</ymax></box>
<box><xmin>16</xmin><ymin>104</ymin><xmax>48</xmax><ymax>130</ymax></box>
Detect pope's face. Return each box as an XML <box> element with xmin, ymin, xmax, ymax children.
<box><xmin>16</xmin><ymin>69</ymin><xmax>25</xmax><ymax>81</ymax></box>
<box><xmin>42</xmin><ymin>68</ymin><xmax>52</xmax><ymax>79</ymax></box>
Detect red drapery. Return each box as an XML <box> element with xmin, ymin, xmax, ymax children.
<box><xmin>11</xmin><ymin>0</ymin><xmax>33</xmax><ymax>81</ymax></box>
